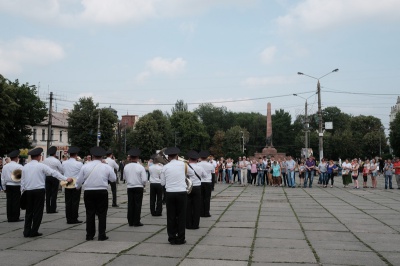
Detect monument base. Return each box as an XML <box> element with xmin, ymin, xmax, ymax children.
<box><xmin>254</xmin><ymin>146</ymin><xmax>286</xmax><ymax>160</ymax></box>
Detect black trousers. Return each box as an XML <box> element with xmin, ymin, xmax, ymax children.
<box><xmin>200</xmin><ymin>182</ymin><xmax>212</xmax><ymax>217</ymax></box>
<box><xmin>109</xmin><ymin>181</ymin><xmax>117</xmax><ymax>205</ymax></box>
<box><xmin>282</xmin><ymin>172</ymin><xmax>287</xmax><ymax>186</ymax></box>
<box><xmin>6</xmin><ymin>185</ymin><xmax>21</xmax><ymax>222</ymax></box>
<box><xmin>65</xmin><ymin>188</ymin><xmax>81</xmax><ymax>223</ymax></box>
<box><xmin>127</xmin><ymin>187</ymin><xmax>143</xmax><ymax>226</ymax></box>
<box><xmin>150</xmin><ymin>183</ymin><xmax>163</xmax><ymax>216</ymax></box>
<box><xmin>186</xmin><ymin>186</ymin><xmax>201</xmax><ymax>229</ymax></box>
<box><xmin>45</xmin><ymin>176</ymin><xmax>59</xmax><ymax>213</ymax></box>
<box><xmin>24</xmin><ymin>189</ymin><xmax>45</xmax><ymax>237</ymax></box>
<box><xmin>84</xmin><ymin>190</ymin><xmax>108</xmax><ymax>239</ymax></box>
<box><xmin>166</xmin><ymin>191</ymin><xmax>187</xmax><ymax>244</ymax></box>
<box><xmin>211</xmin><ymin>173</ymin><xmax>216</xmax><ymax>191</ymax></box>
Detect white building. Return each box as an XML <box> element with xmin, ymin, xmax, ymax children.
<box><xmin>390</xmin><ymin>96</ymin><xmax>400</xmax><ymax>123</ymax></box>
<box><xmin>30</xmin><ymin>109</ymin><xmax>70</xmax><ymax>158</ymax></box>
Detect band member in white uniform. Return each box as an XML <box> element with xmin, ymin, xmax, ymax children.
<box><xmin>124</xmin><ymin>148</ymin><xmax>147</xmax><ymax>227</ymax></box>
<box><xmin>105</xmin><ymin>150</ymin><xmax>119</xmax><ymax>207</ymax></box>
<box><xmin>186</xmin><ymin>150</ymin><xmax>207</xmax><ymax>229</ymax></box>
<box><xmin>148</xmin><ymin>155</ymin><xmax>164</xmax><ymax>216</ymax></box>
<box><xmin>21</xmin><ymin>147</ymin><xmax>72</xmax><ymax>238</ymax></box>
<box><xmin>198</xmin><ymin>150</ymin><xmax>214</xmax><ymax>218</ymax></box>
<box><xmin>1</xmin><ymin>150</ymin><xmax>24</xmax><ymax>222</ymax></box>
<box><xmin>76</xmin><ymin>146</ymin><xmax>116</xmax><ymax>241</ymax></box>
<box><xmin>42</xmin><ymin>146</ymin><xmax>64</xmax><ymax>213</ymax></box>
<box><xmin>160</xmin><ymin>147</ymin><xmax>193</xmax><ymax>245</ymax></box>
<box><xmin>62</xmin><ymin>146</ymin><xmax>83</xmax><ymax>224</ymax></box>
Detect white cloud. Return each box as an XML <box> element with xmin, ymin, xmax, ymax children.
<box><xmin>260</xmin><ymin>46</ymin><xmax>276</xmax><ymax>64</ymax></box>
<box><xmin>242</xmin><ymin>75</ymin><xmax>294</xmax><ymax>87</ymax></box>
<box><xmin>277</xmin><ymin>0</ymin><xmax>400</xmax><ymax>32</ymax></box>
<box><xmin>0</xmin><ymin>37</ymin><xmax>65</xmax><ymax>75</ymax></box>
<box><xmin>135</xmin><ymin>57</ymin><xmax>187</xmax><ymax>82</ymax></box>
<box><xmin>0</xmin><ymin>0</ymin><xmax>255</xmax><ymax>26</ymax></box>
<box><xmin>180</xmin><ymin>22</ymin><xmax>196</xmax><ymax>34</ymax></box>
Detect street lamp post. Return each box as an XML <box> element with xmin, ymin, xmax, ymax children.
<box><xmin>297</xmin><ymin>69</ymin><xmax>339</xmax><ymax>161</ymax></box>
<box><xmin>240</xmin><ymin>131</ymin><xmax>244</xmax><ymax>154</ymax></box>
<box><xmin>293</xmin><ymin>93</ymin><xmax>316</xmax><ymax>154</ymax></box>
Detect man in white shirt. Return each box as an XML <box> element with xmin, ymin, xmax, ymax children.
<box><xmin>42</xmin><ymin>146</ymin><xmax>64</xmax><ymax>214</ymax></box>
<box><xmin>148</xmin><ymin>155</ymin><xmax>164</xmax><ymax>216</ymax></box>
<box><xmin>62</xmin><ymin>146</ymin><xmax>83</xmax><ymax>224</ymax></box>
<box><xmin>198</xmin><ymin>150</ymin><xmax>214</xmax><ymax>217</ymax></box>
<box><xmin>76</xmin><ymin>146</ymin><xmax>116</xmax><ymax>241</ymax></box>
<box><xmin>240</xmin><ymin>156</ymin><xmax>248</xmax><ymax>186</ymax></box>
<box><xmin>209</xmin><ymin>154</ymin><xmax>217</xmax><ymax>191</ymax></box>
<box><xmin>1</xmin><ymin>150</ymin><xmax>24</xmax><ymax>222</ymax></box>
<box><xmin>286</xmin><ymin>155</ymin><xmax>296</xmax><ymax>188</ymax></box>
<box><xmin>124</xmin><ymin>148</ymin><xmax>147</xmax><ymax>227</ymax></box>
<box><xmin>21</xmin><ymin>147</ymin><xmax>72</xmax><ymax>238</ymax></box>
<box><xmin>105</xmin><ymin>150</ymin><xmax>119</xmax><ymax>207</ymax></box>
<box><xmin>186</xmin><ymin>150</ymin><xmax>207</xmax><ymax>230</ymax></box>
<box><xmin>160</xmin><ymin>147</ymin><xmax>191</xmax><ymax>245</ymax></box>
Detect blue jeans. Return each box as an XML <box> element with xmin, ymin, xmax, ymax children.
<box><xmin>227</xmin><ymin>169</ymin><xmax>232</xmax><ymax>182</ymax></box>
<box><xmin>319</xmin><ymin>172</ymin><xmax>327</xmax><ymax>185</ymax></box>
<box><xmin>385</xmin><ymin>175</ymin><xmax>393</xmax><ymax>189</ymax></box>
<box><xmin>287</xmin><ymin>170</ymin><xmax>295</xmax><ymax>187</ymax></box>
<box><xmin>257</xmin><ymin>172</ymin><xmax>264</xmax><ymax>185</ymax></box>
<box><xmin>304</xmin><ymin>171</ymin><xmax>314</xmax><ymax>188</ymax></box>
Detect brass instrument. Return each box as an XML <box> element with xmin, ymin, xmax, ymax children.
<box><xmin>11</xmin><ymin>169</ymin><xmax>22</xmax><ymax>182</ymax></box>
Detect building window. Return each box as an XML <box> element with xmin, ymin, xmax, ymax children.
<box><xmin>42</xmin><ymin>129</ymin><xmax>45</xmax><ymax>141</ymax></box>
<box><xmin>33</xmin><ymin>128</ymin><xmax>37</xmax><ymax>141</ymax></box>
<box><xmin>60</xmin><ymin>131</ymin><xmax>63</xmax><ymax>142</ymax></box>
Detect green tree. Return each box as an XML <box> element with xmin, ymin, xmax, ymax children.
<box><xmin>389</xmin><ymin>112</ymin><xmax>400</xmax><ymax>156</ymax></box>
<box><xmin>126</xmin><ymin>110</ymin><xmax>172</xmax><ymax>159</ymax></box>
<box><xmin>322</xmin><ymin>107</ymin><xmax>351</xmax><ymax>134</ymax></box>
<box><xmin>210</xmin><ymin>130</ymin><xmax>225</xmax><ymax>158</ymax></box>
<box><xmin>272</xmin><ymin>109</ymin><xmax>295</xmax><ymax>154</ymax></box>
<box><xmin>171</xmin><ymin>99</ymin><xmax>188</xmax><ymax>114</ymax></box>
<box><xmin>170</xmin><ymin>111</ymin><xmax>209</xmax><ymax>154</ymax></box>
<box><xmin>0</xmin><ymin>75</ymin><xmax>47</xmax><ymax>155</ymax></box>
<box><xmin>224</xmin><ymin>126</ymin><xmax>249</xmax><ymax>159</ymax></box>
<box><xmin>194</xmin><ymin>103</ymin><xmax>230</xmax><ymax>141</ymax></box>
<box><xmin>68</xmin><ymin>97</ymin><xmax>118</xmax><ymax>156</ymax></box>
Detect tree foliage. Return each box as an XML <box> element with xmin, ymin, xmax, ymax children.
<box><xmin>68</xmin><ymin>97</ymin><xmax>118</xmax><ymax>156</ymax></box>
<box><xmin>0</xmin><ymin>75</ymin><xmax>47</xmax><ymax>155</ymax></box>
<box><xmin>171</xmin><ymin>99</ymin><xmax>188</xmax><ymax>114</ymax></box>
<box><xmin>389</xmin><ymin>112</ymin><xmax>400</xmax><ymax>156</ymax></box>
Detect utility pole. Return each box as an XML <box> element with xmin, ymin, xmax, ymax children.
<box><xmin>46</xmin><ymin>92</ymin><xmax>53</xmax><ymax>152</ymax></box>
<box><xmin>305</xmin><ymin>100</ymin><xmax>308</xmax><ymax>152</ymax></box>
<box><xmin>96</xmin><ymin>110</ymin><xmax>101</xmax><ymax>147</ymax></box>
<box><xmin>317</xmin><ymin>80</ymin><xmax>323</xmax><ymax>160</ymax></box>
<box><xmin>241</xmin><ymin>131</ymin><xmax>244</xmax><ymax>154</ymax></box>
<box><xmin>124</xmin><ymin>120</ymin><xmax>127</xmax><ymax>154</ymax></box>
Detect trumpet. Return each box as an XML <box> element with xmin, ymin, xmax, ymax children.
<box><xmin>11</xmin><ymin>169</ymin><xmax>22</xmax><ymax>182</ymax></box>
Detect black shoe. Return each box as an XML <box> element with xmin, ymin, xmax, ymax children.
<box><xmin>47</xmin><ymin>211</ymin><xmax>58</xmax><ymax>214</ymax></box>
<box><xmin>30</xmin><ymin>232</ymin><xmax>43</xmax><ymax>237</ymax></box>
<box><xmin>98</xmin><ymin>236</ymin><xmax>109</xmax><ymax>241</ymax></box>
<box><xmin>133</xmin><ymin>223</ymin><xmax>143</xmax><ymax>227</ymax></box>
<box><xmin>171</xmin><ymin>240</ymin><xmax>186</xmax><ymax>245</ymax></box>
<box><xmin>68</xmin><ymin>220</ymin><xmax>83</xmax><ymax>224</ymax></box>
<box><xmin>86</xmin><ymin>236</ymin><xmax>94</xmax><ymax>241</ymax></box>
<box><xmin>9</xmin><ymin>218</ymin><xmax>24</xmax><ymax>222</ymax></box>
<box><xmin>112</xmin><ymin>204</ymin><xmax>119</xmax><ymax>207</ymax></box>
<box><xmin>389</xmin><ymin>187</ymin><xmax>394</xmax><ymax>189</ymax></box>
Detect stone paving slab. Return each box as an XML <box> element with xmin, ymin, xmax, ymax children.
<box><xmin>127</xmin><ymin>242</ymin><xmax>191</xmax><ymax>257</ymax></box>
<box><xmin>198</xmin><ymin>235</ymin><xmax>254</xmax><ymax>247</ymax></box>
<box><xmin>188</xmin><ymin>245</ymin><xmax>251</xmax><ymax>261</ymax></box>
<box><xmin>107</xmin><ymin>255</ymin><xmax>181</xmax><ymax>266</ymax></box>
<box><xmin>0</xmin><ymin>250</ymin><xmax>57</xmax><ymax>266</ymax></box>
<box><xmin>252</xmin><ymin>248</ymin><xmax>317</xmax><ymax>264</ymax></box>
<box><xmin>180</xmin><ymin>258</ymin><xmax>248</xmax><ymax>266</ymax></box>
<box><xmin>11</xmin><ymin>238</ymin><xmax>83</xmax><ymax>251</ymax></box>
<box><xmin>35</xmin><ymin>252</ymin><xmax>115</xmax><ymax>266</ymax></box>
<box><xmin>316</xmin><ymin>250</ymin><xmax>386</xmax><ymax>266</ymax></box>
<box><xmin>69</xmin><ymin>240</ymin><xmax>137</xmax><ymax>254</ymax></box>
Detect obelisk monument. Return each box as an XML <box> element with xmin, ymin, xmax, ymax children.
<box><xmin>266</xmin><ymin>102</ymin><xmax>272</xmax><ymax>147</ymax></box>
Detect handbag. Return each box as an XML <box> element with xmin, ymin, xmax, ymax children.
<box><xmin>20</xmin><ymin>191</ymin><xmax>27</xmax><ymax>210</ymax></box>
<box><xmin>184</xmin><ymin>163</ymin><xmax>193</xmax><ymax>194</ymax></box>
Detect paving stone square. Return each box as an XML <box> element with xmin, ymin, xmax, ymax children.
<box><xmin>0</xmin><ymin>179</ymin><xmax>399</xmax><ymax>265</ymax></box>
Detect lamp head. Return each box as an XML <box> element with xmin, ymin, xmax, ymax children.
<box><xmin>297</xmin><ymin>72</ymin><xmax>304</xmax><ymax>75</ymax></box>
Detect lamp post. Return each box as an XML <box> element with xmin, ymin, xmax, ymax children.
<box><xmin>379</xmin><ymin>126</ymin><xmax>385</xmax><ymax>157</ymax></box>
<box><xmin>297</xmin><ymin>69</ymin><xmax>339</xmax><ymax>161</ymax></box>
<box><xmin>293</xmin><ymin>93</ymin><xmax>316</xmax><ymax>154</ymax></box>
<box><xmin>240</xmin><ymin>131</ymin><xmax>244</xmax><ymax>154</ymax></box>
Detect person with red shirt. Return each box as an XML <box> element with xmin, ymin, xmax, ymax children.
<box><xmin>393</xmin><ymin>157</ymin><xmax>400</xmax><ymax>189</ymax></box>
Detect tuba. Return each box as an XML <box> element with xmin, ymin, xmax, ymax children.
<box><xmin>11</xmin><ymin>169</ymin><xmax>22</xmax><ymax>182</ymax></box>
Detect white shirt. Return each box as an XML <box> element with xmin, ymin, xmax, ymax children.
<box><xmin>21</xmin><ymin>160</ymin><xmax>67</xmax><ymax>191</ymax></box>
<box><xmin>105</xmin><ymin>157</ymin><xmax>119</xmax><ymax>171</ymax></box>
<box><xmin>210</xmin><ymin>159</ymin><xmax>217</xmax><ymax>174</ymax></box>
<box><xmin>1</xmin><ymin>161</ymin><xmax>23</xmax><ymax>187</ymax></box>
<box><xmin>75</xmin><ymin>160</ymin><xmax>116</xmax><ymax>190</ymax></box>
<box><xmin>124</xmin><ymin>162</ymin><xmax>147</xmax><ymax>188</ymax></box>
<box><xmin>188</xmin><ymin>163</ymin><xmax>207</xmax><ymax>187</ymax></box>
<box><xmin>42</xmin><ymin>156</ymin><xmax>64</xmax><ymax>174</ymax></box>
<box><xmin>197</xmin><ymin>160</ymin><xmax>214</xmax><ymax>183</ymax></box>
<box><xmin>149</xmin><ymin>163</ymin><xmax>163</xmax><ymax>184</ymax></box>
<box><xmin>160</xmin><ymin>159</ymin><xmax>191</xmax><ymax>192</ymax></box>
<box><xmin>62</xmin><ymin>158</ymin><xmax>83</xmax><ymax>178</ymax></box>
<box><xmin>342</xmin><ymin>162</ymin><xmax>352</xmax><ymax>173</ymax></box>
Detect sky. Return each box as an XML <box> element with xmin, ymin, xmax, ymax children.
<box><xmin>1</xmin><ymin>0</ymin><xmax>399</xmax><ymax>132</ymax></box>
